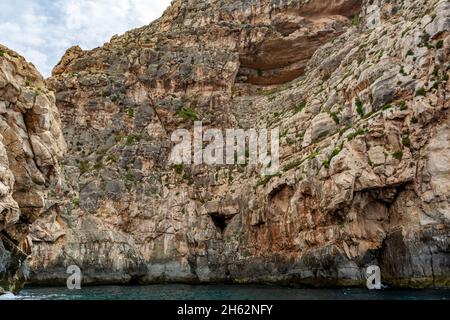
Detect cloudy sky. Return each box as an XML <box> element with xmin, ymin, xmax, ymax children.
<box><xmin>0</xmin><ymin>0</ymin><xmax>171</xmax><ymax>77</ymax></box>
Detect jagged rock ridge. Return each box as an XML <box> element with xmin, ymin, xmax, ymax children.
<box><xmin>0</xmin><ymin>45</ymin><xmax>65</xmax><ymax>292</ymax></box>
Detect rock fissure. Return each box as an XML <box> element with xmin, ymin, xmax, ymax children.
<box><xmin>1</xmin><ymin>0</ymin><xmax>450</xmax><ymax>289</ymax></box>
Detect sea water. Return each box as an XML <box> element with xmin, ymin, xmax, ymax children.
<box><xmin>1</xmin><ymin>285</ymin><xmax>449</xmax><ymax>300</ymax></box>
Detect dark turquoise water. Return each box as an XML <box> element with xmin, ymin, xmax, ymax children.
<box><xmin>1</xmin><ymin>285</ymin><xmax>449</xmax><ymax>300</ymax></box>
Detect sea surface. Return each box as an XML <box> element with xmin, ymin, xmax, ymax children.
<box><xmin>1</xmin><ymin>285</ymin><xmax>449</xmax><ymax>300</ymax></box>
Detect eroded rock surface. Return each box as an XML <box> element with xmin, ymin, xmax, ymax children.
<box><xmin>0</xmin><ymin>45</ymin><xmax>65</xmax><ymax>292</ymax></box>
<box><xmin>30</xmin><ymin>0</ymin><xmax>450</xmax><ymax>287</ymax></box>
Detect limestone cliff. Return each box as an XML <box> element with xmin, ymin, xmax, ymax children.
<box><xmin>0</xmin><ymin>45</ymin><xmax>65</xmax><ymax>292</ymax></box>
<box><xmin>30</xmin><ymin>0</ymin><xmax>449</xmax><ymax>288</ymax></box>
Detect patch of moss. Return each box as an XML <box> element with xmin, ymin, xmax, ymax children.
<box><xmin>257</xmin><ymin>68</ymin><xmax>263</xmax><ymax>77</ymax></box>
<box><xmin>294</xmin><ymin>101</ymin><xmax>306</xmax><ymax>113</ymax></box>
<box><xmin>400</xmin><ymin>66</ymin><xmax>407</xmax><ymax>76</ymax></box>
<box><xmin>330</xmin><ymin>112</ymin><xmax>340</xmax><ymax>125</ymax></box>
<box><xmin>78</xmin><ymin>160</ymin><xmax>90</xmax><ymax>175</ymax></box>
<box><xmin>174</xmin><ymin>164</ymin><xmax>184</xmax><ymax>174</ymax></box>
<box><xmin>93</xmin><ymin>161</ymin><xmax>103</xmax><ymax>171</ymax></box>
<box><xmin>126</xmin><ymin>134</ymin><xmax>142</xmax><ymax>146</ymax></box>
<box><xmin>398</xmin><ymin>101</ymin><xmax>407</xmax><ymax>110</ymax></box>
<box><xmin>125</xmin><ymin>170</ymin><xmax>135</xmax><ymax>182</ymax></box>
<box><xmin>401</xmin><ymin>28</ymin><xmax>410</xmax><ymax>38</ymax></box>
<box><xmin>352</xmin><ymin>14</ymin><xmax>360</xmax><ymax>26</ymax></box>
<box><xmin>347</xmin><ymin>129</ymin><xmax>366</xmax><ymax>141</ymax></box>
<box><xmin>72</xmin><ymin>197</ymin><xmax>80</xmax><ymax>207</ymax></box>
<box><xmin>402</xmin><ymin>136</ymin><xmax>412</xmax><ymax>148</ymax></box>
<box><xmin>115</xmin><ymin>134</ymin><xmax>124</xmax><ymax>143</ymax></box>
<box><xmin>355</xmin><ymin>98</ymin><xmax>364</xmax><ymax>116</ymax></box>
<box><xmin>283</xmin><ymin>158</ymin><xmax>306</xmax><ymax>172</ymax></box>
<box><xmin>256</xmin><ymin>172</ymin><xmax>282</xmax><ymax>187</ymax></box>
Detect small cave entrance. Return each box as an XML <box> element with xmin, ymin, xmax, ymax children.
<box><xmin>234</xmin><ymin>0</ymin><xmax>363</xmax><ymax>87</ymax></box>
<box><xmin>209</xmin><ymin>213</ymin><xmax>234</xmax><ymax>234</ymax></box>
<box><xmin>268</xmin><ymin>184</ymin><xmax>295</xmax><ymax>215</ymax></box>
<box><xmin>236</xmin><ymin>44</ymin><xmax>308</xmax><ymax>86</ymax></box>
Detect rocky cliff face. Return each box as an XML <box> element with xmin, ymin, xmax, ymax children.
<box><xmin>0</xmin><ymin>45</ymin><xmax>65</xmax><ymax>292</ymax></box>
<box><xmin>30</xmin><ymin>0</ymin><xmax>450</xmax><ymax>288</ymax></box>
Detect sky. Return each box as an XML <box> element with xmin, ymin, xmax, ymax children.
<box><xmin>0</xmin><ymin>0</ymin><xmax>172</xmax><ymax>77</ymax></box>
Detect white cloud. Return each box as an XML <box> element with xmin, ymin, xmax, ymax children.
<box><xmin>0</xmin><ymin>0</ymin><xmax>171</xmax><ymax>77</ymax></box>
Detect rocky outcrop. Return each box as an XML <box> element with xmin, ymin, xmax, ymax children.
<box><xmin>30</xmin><ymin>0</ymin><xmax>450</xmax><ymax>288</ymax></box>
<box><xmin>0</xmin><ymin>45</ymin><xmax>65</xmax><ymax>292</ymax></box>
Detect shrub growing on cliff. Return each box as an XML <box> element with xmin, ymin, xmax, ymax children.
<box><xmin>347</xmin><ymin>128</ymin><xmax>366</xmax><ymax>141</ymax></box>
<box><xmin>436</xmin><ymin>40</ymin><xmax>444</xmax><ymax>49</ymax></box>
<box><xmin>178</xmin><ymin>107</ymin><xmax>198</xmax><ymax>121</ymax></box>
<box><xmin>355</xmin><ymin>98</ymin><xmax>364</xmax><ymax>116</ymax></box>
<box><xmin>0</xmin><ymin>49</ymin><xmax>4</xmax><ymax>57</ymax></box>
